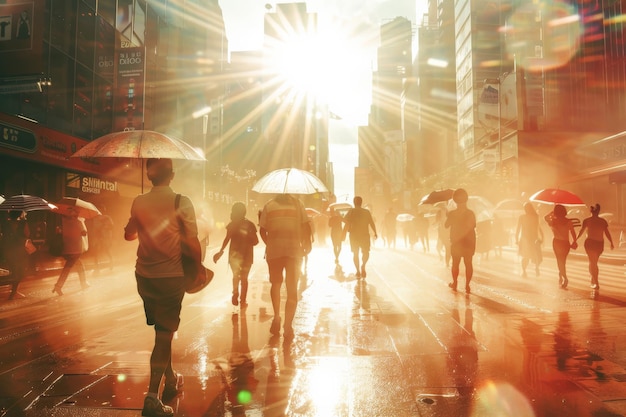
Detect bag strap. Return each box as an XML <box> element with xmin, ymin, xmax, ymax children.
<box><xmin>175</xmin><ymin>194</ymin><xmax>183</xmax><ymax>235</ymax></box>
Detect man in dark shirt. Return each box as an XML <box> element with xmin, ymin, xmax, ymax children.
<box><xmin>343</xmin><ymin>196</ymin><xmax>377</xmax><ymax>279</ymax></box>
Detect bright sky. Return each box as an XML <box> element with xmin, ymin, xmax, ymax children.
<box><xmin>220</xmin><ymin>0</ymin><xmax>423</xmax><ymax>197</ymax></box>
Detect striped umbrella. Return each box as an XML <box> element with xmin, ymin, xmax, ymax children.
<box><xmin>0</xmin><ymin>194</ymin><xmax>56</xmax><ymax>212</ymax></box>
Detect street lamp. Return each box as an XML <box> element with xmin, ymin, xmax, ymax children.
<box><xmin>483</xmin><ymin>78</ymin><xmax>502</xmax><ymax>179</ymax></box>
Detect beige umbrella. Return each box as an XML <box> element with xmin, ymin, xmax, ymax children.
<box><xmin>252</xmin><ymin>168</ymin><xmax>328</xmax><ymax>195</ymax></box>
<box><xmin>52</xmin><ymin>197</ymin><xmax>101</xmax><ymax>219</ymax></box>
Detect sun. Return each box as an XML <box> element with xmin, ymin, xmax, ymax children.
<box><xmin>265</xmin><ymin>17</ymin><xmax>373</xmax><ymax>125</ymax></box>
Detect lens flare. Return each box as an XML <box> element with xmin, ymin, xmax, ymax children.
<box><xmin>505</xmin><ymin>1</ymin><xmax>582</xmax><ymax>72</ymax></box>
<box><xmin>237</xmin><ymin>389</ymin><xmax>252</xmax><ymax>404</ymax></box>
<box><xmin>473</xmin><ymin>381</ymin><xmax>535</xmax><ymax>417</ymax></box>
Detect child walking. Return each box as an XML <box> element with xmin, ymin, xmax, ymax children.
<box><xmin>214</xmin><ymin>202</ymin><xmax>259</xmax><ymax>307</ymax></box>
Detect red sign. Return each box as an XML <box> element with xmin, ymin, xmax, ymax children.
<box><xmin>0</xmin><ymin>113</ymin><xmax>141</xmax><ymax>186</ymax></box>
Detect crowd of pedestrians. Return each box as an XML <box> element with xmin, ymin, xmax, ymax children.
<box><xmin>1</xmin><ymin>164</ymin><xmax>621</xmax><ymax>417</ymax></box>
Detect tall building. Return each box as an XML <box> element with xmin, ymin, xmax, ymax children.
<box><xmin>0</xmin><ymin>0</ymin><xmax>227</xmax><ymax>228</ymax></box>
<box><xmin>360</xmin><ymin>16</ymin><xmax>413</xmax><ymax>211</ymax></box>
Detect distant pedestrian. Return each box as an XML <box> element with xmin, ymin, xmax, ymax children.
<box><xmin>445</xmin><ymin>188</ymin><xmax>476</xmax><ymax>293</ymax></box>
<box><xmin>52</xmin><ymin>210</ymin><xmax>89</xmax><ymax>296</ymax></box>
<box><xmin>544</xmin><ymin>204</ymin><xmax>577</xmax><ymax>289</ymax></box>
<box><xmin>575</xmin><ymin>204</ymin><xmax>614</xmax><ymax>290</ymax></box>
<box><xmin>124</xmin><ymin>158</ymin><xmax>203</xmax><ymax>416</ymax></box>
<box><xmin>259</xmin><ymin>194</ymin><xmax>312</xmax><ymax>339</ymax></box>
<box><xmin>1</xmin><ymin>210</ymin><xmax>30</xmax><ymax>299</ymax></box>
<box><xmin>328</xmin><ymin>207</ymin><xmax>344</xmax><ymax>264</ymax></box>
<box><xmin>214</xmin><ymin>202</ymin><xmax>259</xmax><ymax>307</ymax></box>
<box><xmin>515</xmin><ymin>202</ymin><xmax>543</xmax><ymax>277</ymax></box>
<box><xmin>343</xmin><ymin>196</ymin><xmax>377</xmax><ymax>279</ymax></box>
<box><xmin>382</xmin><ymin>207</ymin><xmax>397</xmax><ymax>248</ymax></box>
<box><xmin>414</xmin><ymin>212</ymin><xmax>430</xmax><ymax>252</ymax></box>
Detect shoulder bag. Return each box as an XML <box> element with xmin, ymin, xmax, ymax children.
<box><xmin>175</xmin><ymin>194</ymin><xmax>213</xmax><ymax>293</ymax></box>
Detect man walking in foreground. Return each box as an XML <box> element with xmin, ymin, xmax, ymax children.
<box><xmin>343</xmin><ymin>196</ymin><xmax>377</xmax><ymax>278</ymax></box>
<box><xmin>259</xmin><ymin>193</ymin><xmax>312</xmax><ymax>339</ymax></box>
<box><xmin>124</xmin><ymin>158</ymin><xmax>203</xmax><ymax>417</ymax></box>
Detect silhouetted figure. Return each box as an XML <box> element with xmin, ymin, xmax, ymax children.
<box><xmin>259</xmin><ymin>194</ymin><xmax>312</xmax><ymax>339</ymax></box>
<box><xmin>124</xmin><ymin>158</ymin><xmax>203</xmax><ymax>417</ymax></box>
<box><xmin>328</xmin><ymin>207</ymin><xmax>344</xmax><ymax>264</ymax></box>
<box><xmin>343</xmin><ymin>196</ymin><xmax>377</xmax><ymax>279</ymax></box>
<box><xmin>53</xmin><ymin>210</ymin><xmax>89</xmax><ymax>295</ymax></box>
<box><xmin>382</xmin><ymin>207</ymin><xmax>397</xmax><ymax>248</ymax></box>
<box><xmin>214</xmin><ymin>202</ymin><xmax>259</xmax><ymax>307</ymax></box>
<box><xmin>544</xmin><ymin>204</ymin><xmax>577</xmax><ymax>289</ymax></box>
<box><xmin>445</xmin><ymin>189</ymin><xmax>476</xmax><ymax>293</ymax></box>
<box><xmin>1</xmin><ymin>210</ymin><xmax>30</xmax><ymax>299</ymax></box>
<box><xmin>575</xmin><ymin>203</ymin><xmax>614</xmax><ymax>290</ymax></box>
<box><xmin>515</xmin><ymin>202</ymin><xmax>543</xmax><ymax>277</ymax></box>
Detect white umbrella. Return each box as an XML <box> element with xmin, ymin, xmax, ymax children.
<box><xmin>252</xmin><ymin>168</ymin><xmax>328</xmax><ymax>195</ymax></box>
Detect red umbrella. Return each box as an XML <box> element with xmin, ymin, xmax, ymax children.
<box><xmin>529</xmin><ymin>188</ymin><xmax>585</xmax><ymax>205</ymax></box>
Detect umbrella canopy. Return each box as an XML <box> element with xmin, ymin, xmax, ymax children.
<box><xmin>529</xmin><ymin>188</ymin><xmax>585</xmax><ymax>205</ymax></box>
<box><xmin>0</xmin><ymin>194</ymin><xmax>56</xmax><ymax>212</ymax></box>
<box><xmin>493</xmin><ymin>199</ymin><xmax>525</xmax><ymax>219</ymax></box>
<box><xmin>71</xmin><ymin>130</ymin><xmax>205</xmax><ymax>160</ymax></box>
<box><xmin>419</xmin><ymin>189</ymin><xmax>454</xmax><ymax>205</ymax></box>
<box><xmin>396</xmin><ymin>213</ymin><xmax>415</xmax><ymax>222</ymax></box>
<box><xmin>252</xmin><ymin>168</ymin><xmax>328</xmax><ymax>195</ymax></box>
<box><xmin>328</xmin><ymin>202</ymin><xmax>352</xmax><ymax>211</ymax></box>
<box><xmin>52</xmin><ymin>197</ymin><xmax>101</xmax><ymax>219</ymax></box>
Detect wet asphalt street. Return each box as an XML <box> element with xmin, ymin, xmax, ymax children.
<box><xmin>2</xmin><ymin>238</ymin><xmax>626</xmax><ymax>417</ymax></box>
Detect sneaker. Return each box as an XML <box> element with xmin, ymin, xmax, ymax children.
<box><xmin>270</xmin><ymin>318</ymin><xmax>281</xmax><ymax>335</ymax></box>
<box><xmin>162</xmin><ymin>374</ymin><xmax>184</xmax><ymax>402</ymax></box>
<box><xmin>142</xmin><ymin>396</ymin><xmax>174</xmax><ymax>417</ymax></box>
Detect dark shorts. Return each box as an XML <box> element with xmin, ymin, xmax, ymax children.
<box><xmin>584</xmin><ymin>238</ymin><xmax>604</xmax><ymax>256</ymax></box>
<box><xmin>266</xmin><ymin>256</ymin><xmax>299</xmax><ymax>285</ymax></box>
<box><xmin>136</xmin><ymin>273</ymin><xmax>185</xmax><ymax>332</ymax></box>
<box><xmin>350</xmin><ymin>237</ymin><xmax>370</xmax><ymax>253</ymax></box>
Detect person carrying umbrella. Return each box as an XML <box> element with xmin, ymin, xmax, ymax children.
<box><xmin>445</xmin><ymin>189</ymin><xmax>476</xmax><ymax>293</ymax></box>
<box><xmin>1</xmin><ymin>210</ymin><xmax>30</xmax><ymax>299</ymax></box>
<box><xmin>259</xmin><ymin>193</ymin><xmax>312</xmax><ymax>339</ymax></box>
<box><xmin>574</xmin><ymin>204</ymin><xmax>614</xmax><ymax>290</ymax></box>
<box><xmin>52</xmin><ymin>209</ymin><xmax>89</xmax><ymax>295</ymax></box>
<box><xmin>123</xmin><ymin>158</ymin><xmax>202</xmax><ymax>417</ymax></box>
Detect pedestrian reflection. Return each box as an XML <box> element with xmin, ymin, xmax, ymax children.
<box><xmin>520</xmin><ymin>318</ymin><xmax>543</xmax><ymax>392</ymax></box>
<box><xmin>554</xmin><ymin>311</ymin><xmax>573</xmax><ymax>371</ymax></box>
<box><xmin>228</xmin><ymin>313</ymin><xmax>258</xmax><ymax>415</ymax></box>
<box><xmin>264</xmin><ymin>335</ymin><xmax>296</xmax><ymax>417</ymax></box>
<box><xmin>447</xmin><ymin>302</ymin><xmax>478</xmax><ymax>414</ymax></box>
<box><xmin>576</xmin><ymin>305</ymin><xmax>608</xmax><ymax>381</ymax></box>
<box><xmin>355</xmin><ymin>279</ymin><xmax>370</xmax><ymax>312</ymax></box>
